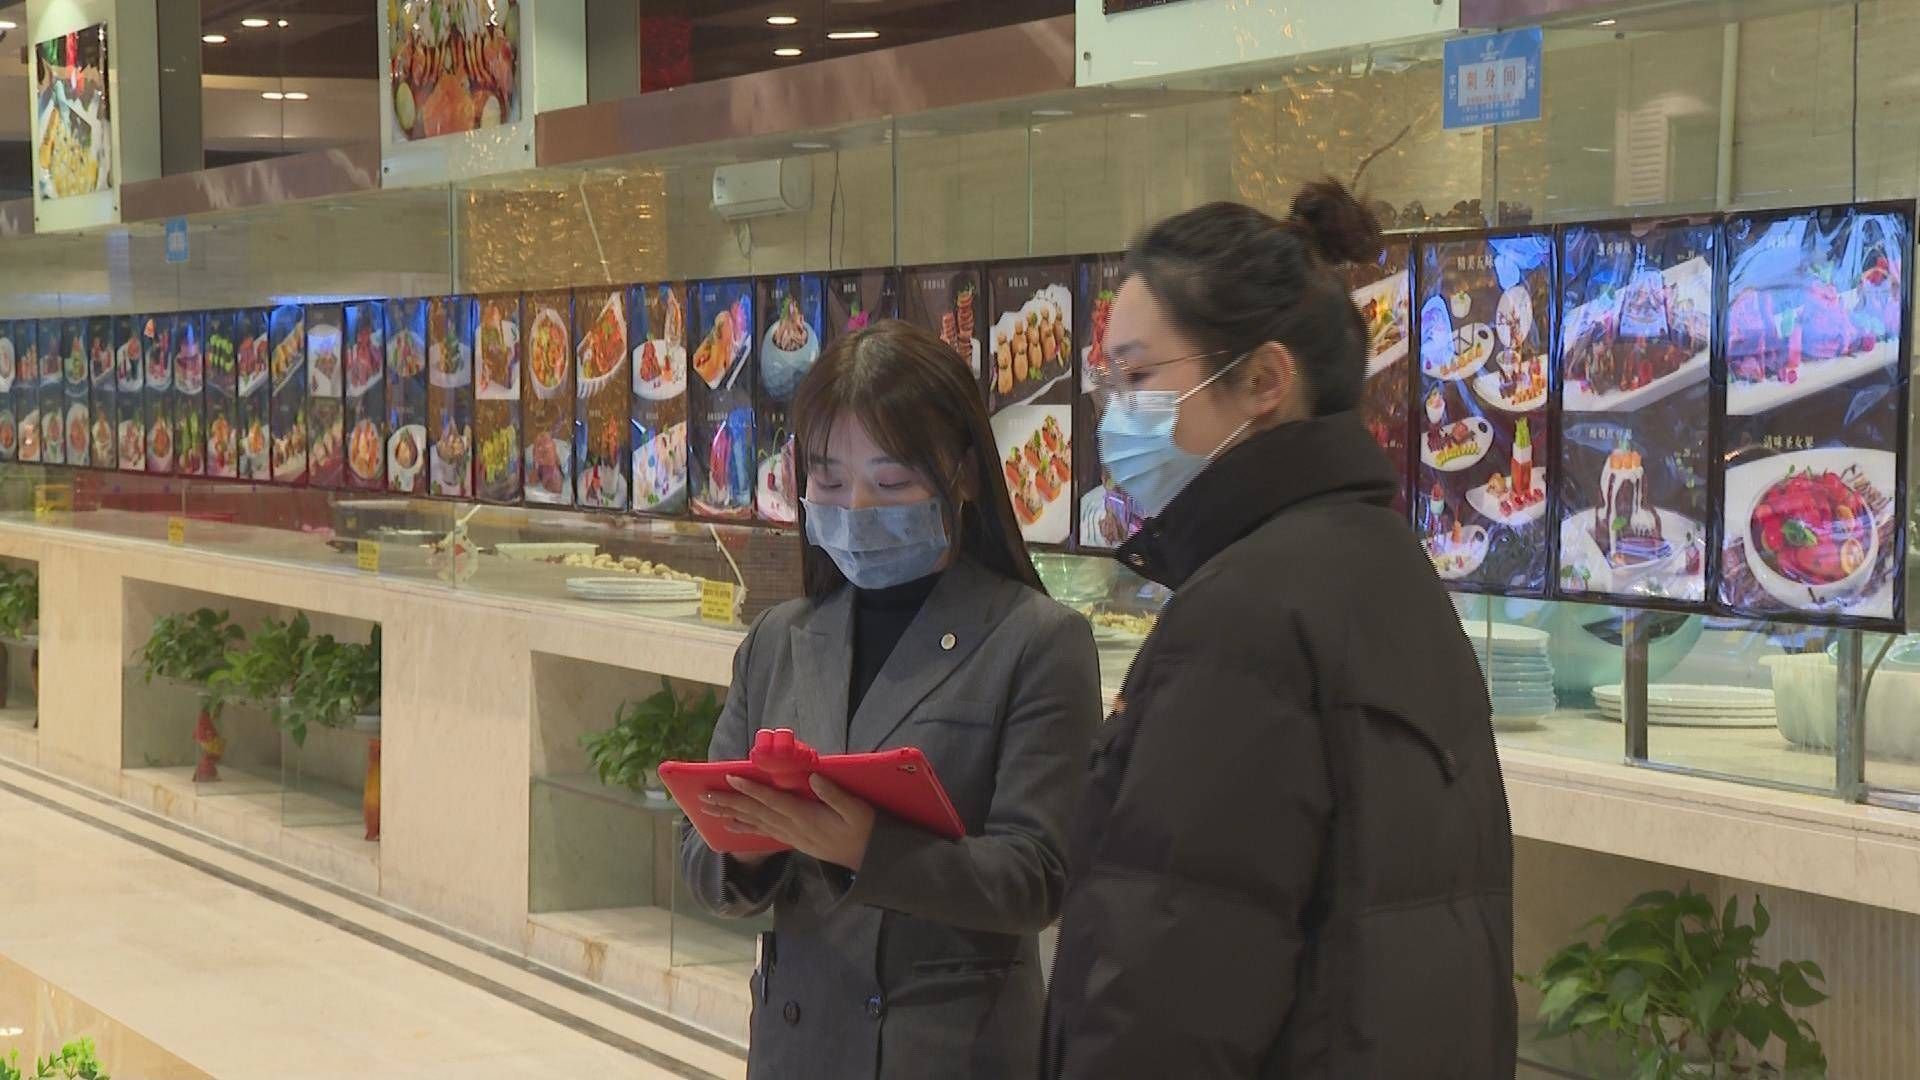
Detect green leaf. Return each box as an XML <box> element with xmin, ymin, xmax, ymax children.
<box><xmin>1735</xmin><ymin>1002</ymin><xmax>1774</xmax><ymax>1052</ymax></box>
<box><xmin>1538</xmin><ymin>976</ymin><xmax>1586</xmax><ymax>1020</ymax></box>
<box><xmin>1779</xmin><ymin>963</ymin><xmax>1828</xmax><ymax>1008</ymax></box>
<box><xmin>1630</xmin><ymin>889</ymin><xmax>1678</xmax><ymax>909</ymax></box>
<box><xmin>1755</xmin><ymin>896</ymin><xmax>1771</xmax><ymax>937</ymax></box>
<box><xmin>1689</xmin><ymin>962</ymin><xmax>1738</xmax><ymax>1030</ymax></box>
<box><xmin>1608</xmin><ymin>967</ymin><xmax>1647</xmax><ymax>1006</ymax></box>
<box><xmin>1798</xmin><ymin>960</ymin><xmax>1825</xmax><ymax>984</ymax></box>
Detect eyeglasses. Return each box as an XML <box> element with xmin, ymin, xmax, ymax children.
<box><xmin>1091</xmin><ymin>347</ymin><xmax>1234</xmax><ymax>410</ymax></box>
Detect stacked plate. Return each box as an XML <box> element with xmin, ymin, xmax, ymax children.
<box><xmin>565</xmin><ymin>576</ymin><xmax>701</xmax><ymax>617</ymax></box>
<box><xmin>1591</xmin><ymin>684</ymin><xmax>1776</xmax><ymax>729</ymax></box>
<box><xmin>1465</xmin><ymin>621</ymin><xmax>1557</xmax><ymax>728</ymax></box>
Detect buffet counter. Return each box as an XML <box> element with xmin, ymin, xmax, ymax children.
<box><xmin>5</xmin><ymin>510</ymin><xmax>1920</xmax><ymax>1046</ymax></box>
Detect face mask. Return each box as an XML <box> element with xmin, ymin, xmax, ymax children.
<box><xmin>802</xmin><ymin>496</ymin><xmax>951</xmax><ymax>589</ymax></box>
<box><xmin>1097</xmin><ymin>354</ymin><xmax>1253</xmax><ymax>519</ymax></box>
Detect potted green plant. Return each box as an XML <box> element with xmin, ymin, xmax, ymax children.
<box><xmin>580</xmin><ymin>678</ymin><xmax>722</xmax><ymax>802</ymax></box>
<box><xmin>1526</xmin><ymin>887</ymin><xmax>1828</xmax><ymax>1079</ymax></box>
<box><xmin>1</xmin><ymin>1037</ymin><xmax>109</xmax><ymax>1080</ymax></box>
<box><xmin>0</xmin><ymin>564</ymin><xmax>39</xmax><ymax>710</ymax></box>
<box><xmin>207</xmin><ymin>613</ymin><xmax>310</xmax><ymax>739</ymax></box>
<box><xmin>283</xmin><ymin>627</ymin><xmax>381</xmax><ymax>744</ymax></box>
<box><xmin>138</xmin><ymin>608</ymin><xmax>244</xmax><ymax>686</ymax></box>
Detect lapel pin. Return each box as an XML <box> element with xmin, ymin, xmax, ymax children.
<box><xmin>940</xmin><ymin>633</ymin><xmax>957</xmax><ymax>651</ymax></box>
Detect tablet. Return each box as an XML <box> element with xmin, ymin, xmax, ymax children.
<box><xmin>660</xmin><ymin>728</ymin><xmax>966</xmax><ymax>856</ymax></box>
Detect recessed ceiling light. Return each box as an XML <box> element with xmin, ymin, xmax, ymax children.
<box><xmin>1033</xmin><ymin>109</ymin><xmax>1073</xmax><ymax>118</ymax></box>
<box><xmin>241</xmin><ymin>17</ymin><xmax>270</xmax><ymax>28</ymax></box>
<box><xmin>0</xmin><ymin>21</ymin><xmax>18</xmax><ymax>30</ymax></box>
<box><xmin>201</xmin><ymin>33</ymin><xmax>227</xmax><ymax>44</ymax></box>
<box><xmin>827</xmin><ymin>30</ymin><xmax>879</xmax><ymax>40</ymax></box>
<box><xmin>767</xmin><ymin>15</ymin><xmax>798</xmax><ymax>26</ymax></box>
<box><xmin>261</xmin><ymin>91</ymin><xmax>285</xmax><ymax>100</ymax></box>
<box><xmin>793</xmin><ymin>141</ymin><xmax>832</xmax><ymax>151</ymax></box>
<box><xmin>277</xmin><ymin>18</ymin><xmax>289</xmax><ymax>27</ymax></box>
<box><xmin>1593</xmin><ymin>18</ymin><xmax>1616</xmax><ymax>26</ymax></box>
<box><xmin>773</xmin><ymin>47</ymin><xmax>802</xmax><ymax>58</ymax></box>
<box><xmin>284</xmin><ymin>91</ymin><xmax>309</xmax><ymax>101</ymax></box>
<box><xmin>1126</xmin><ymin>112</ymin><xmax>1148</xmax><ymax>119</ymax></box>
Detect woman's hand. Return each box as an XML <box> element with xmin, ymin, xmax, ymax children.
<box><xmin>704</xmin><ymin>775</ymin><xmax>876</xmax><ymax>872</ymax></box>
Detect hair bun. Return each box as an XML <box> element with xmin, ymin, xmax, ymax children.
<box><xmin>1289</xmin><ymin>179</ymin><xmax>1384</xmax><ymax>267</ymax></box>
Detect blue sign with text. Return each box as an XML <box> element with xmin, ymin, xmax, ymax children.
<box><xmin>1444</xmin><ymin>28</ymin><xmax>1543</xmax><ymax>130</ymax></box>
<box><xmin>165</xmin><ymin>217</ymin><xmax>189</xmax><ymax>264</ymax></box>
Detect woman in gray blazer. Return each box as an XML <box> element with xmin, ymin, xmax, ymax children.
<box><xmin>682</xmin><ymin>320</ymin><xmax>1101</xmax><ymax>1079</ymax></box>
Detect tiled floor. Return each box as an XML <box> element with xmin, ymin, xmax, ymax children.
<box><xmin>0</xmin><ymin>762</ymin><xmax>747</xmax><ymax>1080</ymax></box>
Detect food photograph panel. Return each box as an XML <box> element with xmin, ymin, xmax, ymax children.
<box><xmin>986</xmin><ymin>260</ymin><xmax>1075</xmax><ymax>546</ymax></box>
<box><xmin>0</xmin><ymin>322</ymin><xmax>16</xmax><ymax>464</ymax></box>
<box><xmin>33</xmin><ymin>24</ymin><xmax>112</xmax><ymax>202</ymax></box>
<box><xmin>574</xmin><ymin>287</ymin><xmax>631</xmax><ymax>511</ymax></box>
<box><xmin>304</xmin><ymin>305</ymin><xmax>345</xmax><ymax>488</ymax></box>
<box><xmin>520</xmin><ymin>291</ymin><xmax>573</xmax><ymax>506</ymax></box>
<box><xmin>630</xmin><ymin>283</ymin><xmax>689</xmax><ymax>516</ymax></box>
<box><xmin>107</xmin><ymin>316</ymin><xmax>136</xmax><ymax>472</ymax></box>
<box><xmin>38</xmin><ymin>321</ymin><xmax>63</xmax><ymax>468</ymax></box>
<box><xmin>427</xmin><ymin>296</ymin><xmax>475</xmax><ymax>499</ymax></box>
<box><xmin>1416</xmin><ymin>232</ymin><xmax>1555</xmax><ymax>595</ymax></box>
<box><xmin>58</xmin><ymin>319</ymin><xmax>88</xmax><ymax>469</ymax></box>
<box><xmin>1074</xmin><ymin>253</ymin><xmax>1141</xmax><ymax>551</ymax></box>
<box><xmin>1555</xmin><ymin>220</ymin><xmax>1718</xmax><ymax>607</ymax></box>
<box><xmin>755</xmin><ymin>274</ymin><xmax>825</xmax><ymax>526</ymax></box>
<box><xmin>173</xmin><ymin>314</ymin><xmax>207</xmax><ymax>477</ymax></box>
<box><xmin>387</xmin><ymin>0</ymin><xmax>520</xmax><ymax>143</ymax></box>
<box><xmin>824</xmin><ymin>269</ymin><xmax>899</xmax><ymax>346</ymax></box>
<box><xmin>1722</xmin><ymin>205</ymin><xmax>1910</xmax><ymax>417</ymax></box>
<box><xmin>344</xmin><ymin>301</ymin><xmax>387</xmax><ymax>491</ymax></box>
<box><xmin>235</xmin><ymin>310</ymin><xmax>272</xmax><ymax>482</ymax></box>
<box><xmin>85</xmin><ymin>316</ymin><xmax>113</xmax><ymax>470</ymax></box>
<box><xmin>141</xmin><ymin>316</ymin><xmax>175</xmax><ymax>476</ymax></box>
<box><xmin>8</xmin><ymin>323</ymin><xmax>35</xmax><ymax>464</ymax></box>
<box><xmin>1347</xmin><ymin>238</ymin><xmax>1414</xmax><ymax>516</ymax></box>
<box><xmin>386</xmin><ymin>297</ymin><xmax>430</xmax><ymax>496</ymax></box>
<box><xmin>899</xmin><ymin>264</ymin><xmax>982</xmax><ymax>382</ymax></box>
<box><xmin>473</xmin><ymin>295</ymin><xmax>520</xmax><ymax>504</ymax></box>
<box><xmin>1717</xmin><ymin>379</ymin><xmax>1906</xmax><ymax>627</ymax></box>
<box><xmin>268</xmin><ymin>305</ymin><xmax>306</xmax><ymax>485</ymax></box>
<box><xmin>205</xmin><ymin>312</ymin><xmax>239</xmax><ymax>479</ymax></box>
<box><xmin>688</xmin><ymin>279</ymin><xmax>756</xmax><ymax>522</ymax></box>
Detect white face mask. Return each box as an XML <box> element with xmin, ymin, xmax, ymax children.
<box><xmin>1096</xmin><ymin>353</ymin><xmax>1252</xmax><ymax>518</ymax></box>
<box><xmin>802</xmin><ymin>496</ymin><xmax>951</xmax><ymax>589</ymax></box>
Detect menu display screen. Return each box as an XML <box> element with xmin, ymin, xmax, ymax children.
<box><xmin>987</xmin><ymin>260</ymin><xmax>1076</xmax><ymax>547</ymax></box>
<box><xmin>574</xmin><ymin>288</ymin><xmax>630</xmax><ymax>510</ymax></box>
<box><xmin>900</xmin><ymin>265</ymin><xmax>981</xmax><ymax>384</ymax></box>
<box><xmin>520</xmin><ymin>292</ymin><xmax>572</xmax><ymax>506</ymax></box>
<box><xmin>268</xmin><ymin>305</ymin><xmax>305</xmax><ymax>484</ymax></box>
<box><xmin>1556</xmin><ymin>221</ymin><xmax>1715</xmax><ymax>605</ymax></box>
<box><xmin>1417</xmin><ymin>232</ymin><xmax>1554</xmax><ymax>595</ymax></box>
<box><xmin>39</xmin><ymin>321</ymin><xmax>62</xmax><ymax>467</ymax></box>
<box><xmin>141</xmin><ymin>316</ymin><xmax>174</xmax><ymax>475</ymax></box>
<box><xmin>58</xmin><ymin>320</ymin><xmax>87</xmax><ymax>468</ymax></box>
<box><xmin>825</xmin><ymin>270</ymin><xmax>898</xmax><ymax>347</ymax></box>
<box><xmin>688</xmin><ymin>279</ymin><xmax>755</xmax><ymax>522</ymax></box>
<box><xmin>755</xmin><ymin>275</ymin><xmax>824</xmax><ymax>526</ymax></box>
<box><xmin>473</xmin><ymin>295</ymin><xmax>520</xmax><ymax>504</ymax></box>
<box><xmin>173</xmin><ymin>314</ymin><xmax>206</xmax><ymax>477</ymax></box>
<box><xmin>1716</xmin><ymin>206</ymin><xmax>1911</xmax><ymax>627</ymax></box>
<box><xmin>12</xmin><ymin>324</ymin><xmax>38</xmax><ymax>463</ymax></box>
<box><xmin>1348</xmin><ymin>239</ymin><xmax>1414</xmax><ymax>515</ymax></box>
<box><xmin>343</xmin><ymin>302</ymin><xmax>387</xmax><ymax>491</ymax></box>
<box><xmin>427</xmin><ymin>297</ymin><xmax>475</xmax><ymax>498</ymax></box>
<box><xmin>1074</xmin><ymin>253</ymin><xmax>1138</xmax><ymax>550</ymax></box>
<box><xmin>630</xmin><ymin>283</ymin><xmax>689</xmax><ymax>515</ymax></box>
<box><xmin>205</xmin><ymin>312</ymin><xmax>239</xmax><ymax>479</ymax></box>
<box><xmin>86</xmin><ymin>317</ymin><xmax>113</xmax><ymax>470</ymax></box>
<box><xmin>235</xmin><ymin>310</ymin><xmax>272</xmax><ymax>482</ymax></box>
<box><xmin>0</xmin><ymin>324</ymin><xmax>17</xmax><ymax>463</ymax></box>
<box><xmin>305</xmin><ymin>305</ymin><xmax>344</xmax><ymax>488</ymax></box>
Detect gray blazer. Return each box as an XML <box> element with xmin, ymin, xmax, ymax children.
<box><xmin>680</xmin><ymin>559</ymin><xmax>1100</xmax><ymax>1080</ymax></box>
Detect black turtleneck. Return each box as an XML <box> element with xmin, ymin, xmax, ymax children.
<box><xmin>850</xmin><ymin>573</ymin><xmax>942</xmax><ymax>722</ymax></box>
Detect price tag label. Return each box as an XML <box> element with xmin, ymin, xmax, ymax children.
<box><xmin>32</xmin><ymin>484</ymin><xmax>69</xmax><ymax>521</ymax></box>
<box><xmin>356</xmin><ymin>540</ymin><xmax>381</xmax><ymax>574</ymax></box>
<box><xmin>700</xmin><ymin>579</ymin><xmax>737</xmax><ymax>624</ymax></box>
<box><xmin>167</xmin><ymin>517</ymin><xmax>186</xmax><ymax>546</ymax></box>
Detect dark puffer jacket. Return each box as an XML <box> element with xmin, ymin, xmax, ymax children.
<box><xmin>1043</xmin><ymin>411</ymin><xmax>1516</xmax><ymax>1079</ymax></box>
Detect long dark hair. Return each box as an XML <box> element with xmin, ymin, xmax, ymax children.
<box><xmin>792</xmin><ymin>319</ymin><xmax>1044</xmax><ymax>599</ymax></box>
<box><xmin>1124</xmin><ymin>180</ymin><xmax>1383</xmax><ymax>415</ymax></box>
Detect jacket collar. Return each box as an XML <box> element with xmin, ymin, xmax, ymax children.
<box><xmin>1116</xmin><ymin>410</ymin><xmax>1399</xmax><ymax>590</ymax></box>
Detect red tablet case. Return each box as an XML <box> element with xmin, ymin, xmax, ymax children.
<box><xmin>660</xmin><ymin>728</ymin><xmax>966</xmax><ymax>856</ymax></box>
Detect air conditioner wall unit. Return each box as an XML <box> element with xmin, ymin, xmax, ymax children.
<box><xmin>712</xmin><ymin>159</ymin><xmax>813</xmax><ymax>221</ymax></box>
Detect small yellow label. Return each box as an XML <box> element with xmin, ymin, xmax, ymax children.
<box><xmin>31</xmin><ymin>483</ymin><xmax>70</xmax><ymax>521</ymax></box>
<box><xmin>356</xmin><ymin>540</ymin><xmax>381</xmax><ymax>574</ymax></box>
<box><xmin>167</xmin><ymin>517</ymin><xmax>186</xmax><ymax>545</ymax></box>
<box><xmin>700</xmin><ymin>579</ymin><xmax>737</xmax><ymax>624</ymax></box>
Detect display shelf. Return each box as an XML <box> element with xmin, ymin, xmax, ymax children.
<box><xmin>120</xmin><ymin>766</ymin><xmax>379</xmax><ymax>894</ymax></box>
<box><xmin>525</xmin><ymin>905</ymin><xmax>754</xmax><ymax>1045</ymax></box>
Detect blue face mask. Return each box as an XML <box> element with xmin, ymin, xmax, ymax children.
<box><xmin>802</xmin><ymin>496</ymin><xmax>951</xmax><ymax>589</ymax></box>
<box><xmin>1097</xmin><ymin>354</ymin><xmax>1253</xmax><ymax>519</ymax></box>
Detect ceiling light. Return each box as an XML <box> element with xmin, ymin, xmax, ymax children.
<box><xmin>277</xmin><ymin>18</ymin><xmax>289</xmax><ymax>27</ymax></box>
<box><xmin>261</xmin><ymin>91</ymin><xmax>285</xmax><ymax>100</ymax></box>
<box><xmin>0</xmin><ymin>21</ymin><xmax>18</xmax><ymax>30</ymax></box>
<box><xmin>284</xmin><ymin>91</ymin><xmax>309</xmax><ymax>101</ymax></box>
<box><xmin>241</xmin><ymin>17</ymin><xmax>270</xmax><ymax>28</ymax></box>
<box><xmin>793</xmin><ymin>141</ymin><xmax>832</xmax><ymax>150</ymax></box>
<box><xmin>767</xmin><ymin>15</ymin><xmax>798</xmax><ymax>26</ymax></box>
<box><xmin>827</xmin><ymin>30</ymin><xmax>879</xmax><ymax>40</ymax></box>
<box><xmin>773</xmin><ymin>47</ymin><xmax>802</xmax><ymax>58</ymax></box>
<box><xmin>1593</xmin><ymin>18</ymin><xmax>1616</xmax><ymax>26</ymax></box>
<box><xmin>1126</xmin><ymin>112</ymin><xmax>1148</xmax><ymax>119</ymax></box>
<box><xmin>201</xmin><ymin>33</ymin><xmax>227</xmax><ymax>44</ymax></box>
<box><xmin>1033</xmin><ymin>109</ymin><xmax>1072</xmax><ymax>118</ymax></box>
